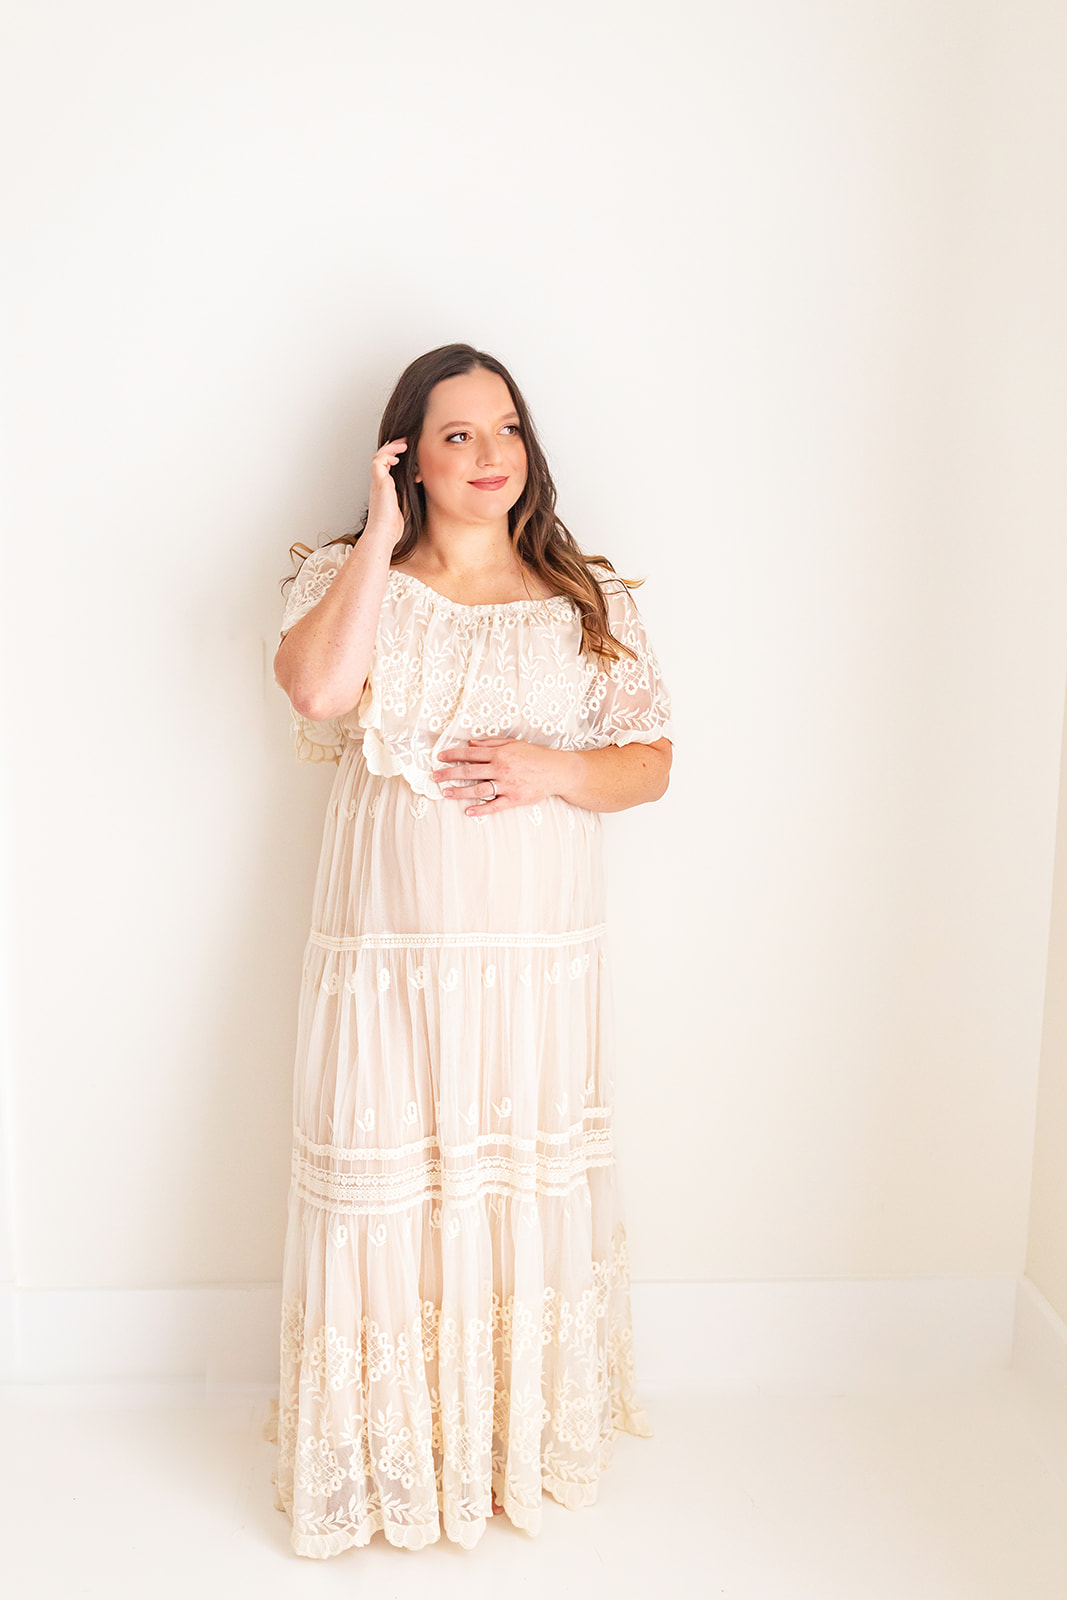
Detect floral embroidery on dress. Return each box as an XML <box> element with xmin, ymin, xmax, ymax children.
<box><xmin>267</xmin><ymin>1224</ymin><xmax>651</xmax><ymax>1557</ymax></box>
<box><xmin>279</xmin><ymin>547</ymin><xmax>672</xmax><ymax>780</ymax></box>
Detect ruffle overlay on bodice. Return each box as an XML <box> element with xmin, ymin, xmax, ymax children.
<box><xmin>279</xmin><ymin>547</ymin><xmax>672</xmax><ymax>789</ymax></box>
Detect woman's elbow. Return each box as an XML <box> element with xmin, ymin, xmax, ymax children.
<box><xmin>647</xmin><ymin>739</ymin><xmax>672</xmax><ymax>802</ymax></box>
<box><xmin>287</xmin><ymin>687</ymin><xmax>327</xmax><ymax>721</ymax></box>
<box><xmin>282</xmin><ymin>674</ymin><xmax>366</xmax><ymax>722</ymax></box>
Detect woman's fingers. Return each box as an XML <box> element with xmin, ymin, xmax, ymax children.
<box><xmin>445</xmin><ymin>777</ymin><xmax>509</xmax><ymax>817</ymax></box>
<box><xmin>371</xmin><ymin>439</ymin><xmax>407</xmax><ymax>471</ymax></box>
<box><xmin>435</xmin><ymin>744</ymin><xmax>493</xmax><ymax>769</ymax></box>
<box><xmin>436</xmin><ymin>780</ymin><xmax>491</xmax><ymax>797</ymax></box>
<box><xmin>432</xmin><ymin>764</ymin><xmax>492</xmax><ymax>784</ymax></box>
<box><xmin>366</xmin><ymin>439</ymin><xmax>408</xmax><ymax>545</ymax></box>
<box><xmin>465</xmin><ymin>797</ymin><xmax>508</xmax><ymax>817</ymax></box>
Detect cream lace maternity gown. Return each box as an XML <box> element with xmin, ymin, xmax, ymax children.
<box><xmin>268</xmin><ymin>543</ymin><xmax>672</xmax><ymax>1558</ymax></box>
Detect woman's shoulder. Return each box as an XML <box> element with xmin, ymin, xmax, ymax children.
<box><xmin>303</xmin><ymin>538</ymin><xmax>352</xmax><ymax>573</ymax></box>
<box><xmin>285</xmin><ymin>538</ymin><xmax>353</xmax><ymax>596</ymax></box>
<box><xmin>280</xmin><ymin>539</ymin><xmax>354</xmax><ymax>633</ymax></box>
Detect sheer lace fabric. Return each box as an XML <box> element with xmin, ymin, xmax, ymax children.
<box><xmin>278</xmin><ymin>546</ymin><xmax>673</xmax><ymax>774</ymax></box>
<box><xmin>268</xmin><ymin>543</ymin><xmax>672</xmax><ymax>1557</ymax></box>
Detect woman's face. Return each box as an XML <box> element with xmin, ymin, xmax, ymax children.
<box><xmin>415</xmin><ymin>368</ymin><xmax>528</xmax><ymax>525</ymax></box>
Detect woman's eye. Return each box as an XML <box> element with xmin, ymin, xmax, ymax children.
<box><xmin>444</xmin><ymin>427</ymin><xmax>520</xmax><ymax>443</ymax></box>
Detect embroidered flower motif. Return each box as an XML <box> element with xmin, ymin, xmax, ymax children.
<box><xmin>403</xmin><ymin>1100</ymin><xmax>418</xmax><ymax>1125</ymax></box>
<box><xmin>546</xmin><ymin>961</ymin><xmax>560</xmax><ymax>985</ymax></box>
<box><xmin>320</xmin><ymin>970</ymin><xmax>340</xmax><ymax>995</ymax></box>
<box><xmin>492</xmin><ymin>1096</ymin><xmax>512</xmax><ymax>1119</ymax></box>
<box><xmin>370</xmin><ymin>1222</ymin><xmax>387</xmax><ymax>1247</ymax></box>
<box><xmin>363</xmin><ymin>1317</ymin><xmax>394</xmax><ymax>1381</ymax></box>
<box><xmin>343</xmin><ymin>970</ymin><xmax>360</xmax><ymax>994</ymax></box>
<box><xmin>296</xmin><ymin>1433</ymin><xmax>346</xmax><ymax>1496</ymax></box>
<box><xmin>482</xmin><ymin>964</ymin><xmax>497</xmax><ymax>987</ymax></box>
<box><xmin>409</xmin><ymin>795</ymin><xmax>428</xmax><ymax>821</ymax></box>
<box><xmin>308</xmin><ymin>1325</ymin><xmax>357</xmax><ymax>1393</ymax></box>
<box><xmin>377</xmin><ymin>968</ymin><xmax>391</xmax><ymax>992</ymax></box>
<box><xmin>356</xmin><ymin>1107</ymin><xmax>375</xmax><ymax>1132</ymax></box>
<box><xmin>273</xmin><ymin>1227</ymin><xmax>650</xmax><ymax>1541</ymax></box>
<box><xmin>529</xmin><ymin>804</ymin><xmax>543</xmax><ymax>825</ymax></box>
<box><xmin>440</xmin><ymin>968</ymin><xmax>458</xmax><ymax>992</ymax></box>
<box><xmin>334</xmin><ymin>1224</ymin><xmax>348</xmax><ymax>1245</ymax></box>
<box><xmin>409</xmin><ymin>966</ymin><xmax>427</xmax><ymax>989</ymax></box>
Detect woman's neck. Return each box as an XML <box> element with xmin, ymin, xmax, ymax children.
<box><xmin>394</xmin><ymin>521</ymin><xmax>556</xmax><ymax>605</ymax></box>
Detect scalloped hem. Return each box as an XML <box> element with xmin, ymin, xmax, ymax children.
<box><xmin>290</xmin><ymin>711</ymin><xmax>345</xmax><ymax>765</ymax></box>
<box><xmin>269</xmin><ymin>1406</ymin><xmax>653</xmax><ymax>1560</ymax></box>
<box><xmin>606</xmin><ymin>722</ymin><xmax>673</xmax><ymax>748</ymax></box>
<box><xmin>291</xmin><ymin>1505</ymin><xmax>442</xmax><ymax>1558</ymax></box>
<box><xmin>360</xmin><ymin>725</ymin><xmax>446</xmax><ymax>801</ymax></box>
<box><xmin>616</xmin><ymin>1399</ymin><xmax>655</xmax><ymax>1439</ymax></box>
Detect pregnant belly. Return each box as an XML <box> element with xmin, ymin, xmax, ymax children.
<box><xmin>309</xmin><ymin>746</ymin><xmax>605</xmax><ymax>939</ymax></box>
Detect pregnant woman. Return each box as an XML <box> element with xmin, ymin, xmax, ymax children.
<box><xmin>269</xmin><ymin>342</ymin><xmax>673</xmax><ymax>1558</ymax></box>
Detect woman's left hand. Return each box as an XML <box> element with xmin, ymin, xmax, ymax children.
<box><xmin>431</xmin><ymin>737</ymin><xmax>569</xmax><ymax>816</ymax></box>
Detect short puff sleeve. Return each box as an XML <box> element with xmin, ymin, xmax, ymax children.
<box><xmin>586</xmin><ymin>570</ymin><xmax>673</xmax><ymax>747</ymax></box>
<box><xmin>279</xmin><ymin>542</ymin><xmax>353</xmax><ymax>764</ymax></box>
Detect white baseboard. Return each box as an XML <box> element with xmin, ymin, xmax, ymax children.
<box><xmin>1</xmin><ymin>1275</ymin><xmax>1045</xmax><ymax>1401</ymax></box>
<box><xmin>1007</xmin><ymin>1274</ymin><xmax>1067</xmax><ymax>1478</ymax></box>
<box><xmin>631</xmin><ymin>1275</ymin><xmax>1020</xmax><ymax>1392</ymax></box>
<box><xmin>0</xmin><ymin>1282</ymin><xmax>282</xmax><ymax>1394</ymax></box>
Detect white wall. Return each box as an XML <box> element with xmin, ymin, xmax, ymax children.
<box><xmin>1</xmin><ymin>0</ymin><xmax>1064</xmax><ymax>1296</ymax></box>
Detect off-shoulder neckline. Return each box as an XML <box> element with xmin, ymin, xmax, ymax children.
<box><xmin>388</xmin><ymin>567</ymin><xmax>576</xmax><ymax>616</ymax></box>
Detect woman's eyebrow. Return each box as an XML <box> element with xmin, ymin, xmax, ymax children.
<box><xmin>437</xmin><ymin>412</ymin><xmax>520</xmax><ymax>430</ymax></box>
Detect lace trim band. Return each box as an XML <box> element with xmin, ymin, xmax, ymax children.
<box><xmin>291</xmin><ymin>1112</ymin><xmax>615</xmax><ymax>1215</ymax></box>
<box><xmin>307</xmin><ymin>924</ymin><xmax>607</xmax><ymax>953</ymax></box>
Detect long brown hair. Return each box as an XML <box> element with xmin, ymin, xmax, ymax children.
<box><xmin>284</xmin><ymin>343</ymin><xmax>641</xmax><ymax>664</ymax></box>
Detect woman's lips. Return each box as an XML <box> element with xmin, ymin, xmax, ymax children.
<box><xmin>469</xmin><ymin>476</ymin><xmax>508</xmax><ymax>490</ymax></box>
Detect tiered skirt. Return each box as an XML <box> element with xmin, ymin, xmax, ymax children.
<box><xmin>267</xmin><ymin>742</ymin><xmax>651</xmax><ymax>1557</ymax></box>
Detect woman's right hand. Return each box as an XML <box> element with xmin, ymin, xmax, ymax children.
<box><xmin>366</xmin><ymin>437</ymin><xmax>409</xmax><ymax>546</ymax></box>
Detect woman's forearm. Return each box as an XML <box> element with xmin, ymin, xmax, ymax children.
<box><xmin>553</xmin><ymin>738</ymin><xmax>672</xmax><ymax>812</ymax></box>
<box><xmin>273</xmin><ymin>526</ymin><xmax>396</xmax><ymax>721</ymax></box>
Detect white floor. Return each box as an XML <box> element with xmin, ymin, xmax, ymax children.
<box><xmin>1</xmin><ymin>1373</ymin><xmax>1065</xmax><ymax>1599</ymax></box>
